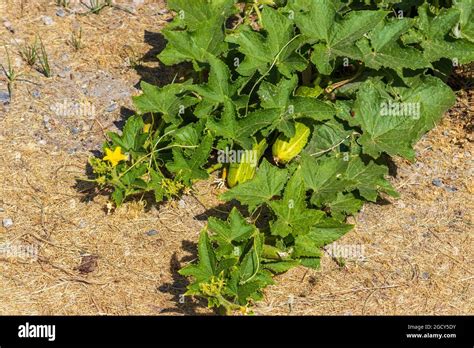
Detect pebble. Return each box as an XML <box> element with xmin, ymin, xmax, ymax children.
<box><xmin>445</xmin><ymin>186</ymin><xmax>457</xmax><ymax>193</ymax></box>
<box><xmin>56</xmin><ymin>8</ymin><xmax>66</xmax><ymax>17</ymax></box>
<box><xmin>106</xmin><ymin>102</ymin><xmax>118</xmax><ymax>113</ymax></box>
<box><xmin>38</xmin><ymin>139</ymin><xmax>47</xmax><ymax>146</ymax></box>
<box><xmin>70</xmin><ymin>126</ymin><xmax>81</xmax><ymax>135</ymax></box>
<box><xmin>0</xmin><ymin>91</ymin><xmax>10</xmax><ymax>104</ymax></box>
<box><xmin>421</xmin><ymin>272</ymin><xmax>430</xmax><ymax>280</ymax></box>
<box><xmin>431</xmin><ymin>178</ymin><xmax>443</xmax><ymax>187</ymax></box>
<box><xmin>146</xmin><ymin>229</ymin><xmax>158</xmax><ymax>236</ymax></box>
<box><xmin>58</xmin><ymin>67</ymin><xmax>72</xmax><ymax>79</ymax></box>
<box><xmin>3</xmin><ymin>20</ymin><xmax>14</xmax><ymax>33</ymax></box>
<box><xmin>178</xmin><ymin>199</ymin><xmax>186</xmax><ymax>208</ymax></box>
<box><xmin>42</xmin><ymin>16</ymin><xmax>54</xmax><ymax>26</ymax></box>
<box><xmin>32</xmin><ymin>90</ymin><xmax>41</xmax><ymax>99</ymax></box>
<box><xmin>78</xmin><ymin>220</ymin><xmax>87</xmax><ymax>229</ymax></box>
<box><xmin>158</xmin><ymin>9</ymin><xmax>169</xmax><ymax>15</ymax></box>
<box><xmin>2</xmin><ymin>218</ymin><xmax>13</xmax><ymax>228</ymax></box>
<box><xmin>43</xmin><ymin>117</ymin><xmax>52</xmax><ymax>131</ymax></box>
<box><xmin>0</xmin><ymin>207</ymin><xmax>4</xmax><ymax>212</ymax></box>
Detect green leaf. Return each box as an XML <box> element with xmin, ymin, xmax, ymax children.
<box><xmin>225</xmin><ymin>7</ymin><xmax>307</xmax><ymax>77</ymax></box>
<box><xmin>236</xmin><ymin>270</ymin><xmax>274</xmax><ymax>305</ymax></box>
<box><xmin>326</xmin><ymin>192</ymin><xmax>364</xmax><ymax>221</ymax></box>
<box><xmin>292</xmin><ymin>216</ymin><xmax>353</xmax><ymax>258</ymax></box>
<box><xmin>299</xmin><ymin>257</ymin><xmax>321</xmax><ymax>269</ymax></box>
<box><xmin>179</xmin><ymin>229</ymin><xmax>217</xmax><ymax>282</ymax></box>
<box><xmin>108</xmin><ymin>115</ymin><xmax>145</xmax><ymax>152</ymax></box>
<box><xmin>357</xmin><ymin>18</ymin><xmax>430</xmax><ymax>71</ymax></box>
<box><xmin>303</xmin><ymin>119</ymin><xmax>353</xmax><ymax>156</ymax></box>
<box><xmin>263</xmin><ymin>260</ymin><xmax>300</xmax><ymax>273</ymax></box>
<box><xmin>221</xmin><ymin>159</ymin><xmax>288</xmax><ymax>212</ymax></box>
<box><xmin>207</xmin><ymin>99</ymin><xmax>276</xmax><ymax>149</ymax></box>
<box><xmin>349</xmin><ymin>79</ymin><xmax>420</xmax><ymax>159</ymax></box>
<box><xmin>348</xmin><ymin>78</ymin><xmax>455</xmax><ymax>160</ymax></box>
<box><xmin>290</xmin><ymin>0</ymin><xmax>387</xmax><ymax>74</ymax></box>
<box><xmin>111</xmin><ymin>188</ymin><xmax>124</xmax><ymax>206</ymax></box>
<box><xmin>257</xmin><ymin>76</ymin><xmax>335</xmax><ymax>137</ymax></box>
<box><xmin>166</xmin><ymin>133</ymin><xmax>213</xmax><ymax>185</ymax></box>
<box><xmin>158</xmin><ymin>0</ymin><xmax>235</xmax><ymax>65</ymax></box>
<box><xmin>453</xmin><ymin>0</ymin><xmax>474</xmax><ymax>43</ymax></box>
<box><xmin>133</xmin><ymin>82</ymin><xmax>197</xmax><ymax>125</ymax></box>
<box><xmin>308</xmin><ymin>218</ymin><xmax>353</xmax><ymax>246</ymax></box>
<box><xmin>301</xmin><ymin>153</ymin><xmax>350</xmax><ymax>206</ymax></box>
<box><xmin>269</xmin><ymin>168</ymin><xmax>325</xmax><ymax>237</ymax></box>
<box><xmin>239</xmin><ymin>245</ymin><xmax>259</xmax><ymax>283</ymax></box>
<box><xmin>392</xmin><ymin>75</ymin><xmax>456</xmax><ymax>143</ymax></box>
<box><xmin>208</xmin><ymin>208</ymin><xmax>256</xmax><ymax>258</ymax></box>
<box><xmin>345</xmin><ymin>157</ymin><xmax>397</xmax><ymax>202</ymax></box>
<box><xmin>415</xmin><ymin>4</ymin><xmax>474</xmax><ymax>64</ymax></box>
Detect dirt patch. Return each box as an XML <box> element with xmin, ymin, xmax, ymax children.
<box><xmin>0</xmin><ymin>0</ymin><xmax>472</xmax><ymax>315</ymax></box>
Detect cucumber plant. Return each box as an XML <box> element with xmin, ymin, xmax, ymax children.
<box><xmin>88</xmin><ymin>0</ymin><xmax>474</xmax><ymax>314</ymax></box>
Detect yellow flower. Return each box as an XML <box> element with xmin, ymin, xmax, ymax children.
<box><xmin>143</xmin><ymin>123</ymin><xmax>151</xmax><ymax>133</ymax></box>
<box><xmin>103</xmin><ymin>146</ymin><xmax>128</xmax><ymax>167</ymax></box>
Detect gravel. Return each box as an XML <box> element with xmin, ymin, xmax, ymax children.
<box><xmin>2</xmin><ymin>218</ymin><xmax>13</xmax><ymax>228</ymax></box>
<box><xmin>42</xmin><ymin>16</ymin><xmax>54</xmax><ymax>26</ymax></box>
<box><xmin>106</xmin><ymin>102</ymin><xmax>118</xmax><ymax>113</ymax></box>
<box><xmin>146</xmin><ymin>229</ymin><xmax>158</xmax><ymax>236</ymax></box>
<box><xmin>445</xmin><ymin>186</ymin><xmax>458</xmax><ymax>192</ymax></box>
<box><xmin>0</xmin><ymin>91</ymin><xmax>11</xmax><ymax>104</ymax></box>
<box><xmin>431</xmin><ymin>178</ymin><xmax>443</xmax><ymax>187</ymax></box>
<box><xmin>56</xmin><ymin>8</ymin><xmax>66</xmax><ymax>17</ymax></box>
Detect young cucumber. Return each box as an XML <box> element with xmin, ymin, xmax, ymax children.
<box><xmin>227</xmin><ymin>139</ymin><xmax>267</xmax><ymax>188</ymax></box>
<box><xmin>272</xmin><ymin>122</ymin><xmax>310</xmax><ymax>164</ymax></box>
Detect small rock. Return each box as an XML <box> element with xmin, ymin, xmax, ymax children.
<box><xmin>178</xmin><ymin>199</ymin><xmax>186</xmax><ymax>208</ymax></box>
<box><xmin>0</xmin><ymin>91</ymin><xmax>10</xmax><ymax>105</ymax></box>
<box><xmin>38</xmin><ymin>139</ymin><xmax>47</xmax><ymax>146</ymax></box>
<box><xmin>445</xmin><ymin>186</ymin><xmax>457</xmax><ymax>193</ymax></box>
<box><xmin>146</xmin><ymin>229</ymin><xmax>158</xmax><ymax>236</ymax></box>
<box><xmin>56</xmin><ymin>8</ymin><xmax>66</xmax><ymax>17</ymax></box>
<box><xmin>3</xmin><ymin>20</ymin><xmax>14</xmax><ymax>33</ymax></box>
<box><xmin>78</xmin><ymin>220</ymin><xmax>87</xmax><ymax>229</ymax></box>
<box><xmin>44</xmin><ymin>122</ymin><xmax>52</xmax><ymax>131</ymax></box>
<box><xmin>58</xmin><ymin>67</ymin><xmax>71</xmax><ymax>79</ymax></box>
<box><xmin>2</xmin><ymin>218</ymin><xmax>13</xmax><ymax>228</ymax></box>
<box><xmin>158</xmin><ymin>9</ymin><xmax>169</xmax><ymax>15</ymax></box>
<box><xmin>41</xmin><ymin>16</ymin><xmax>54</xmax><ymax>26</ymax></box>
<box><xmin>32</xmin><ymin>90</ymin><xmax>41</xmax><ymax>99</ymax></box>
<box><xmin>421</xmin><ymin>272</ymin><xmax>430</xmax><ymax>280</ymax></box>
<box><xmin>431</xmin><ymin>178</ymin><xmax>443</xmax><ymax>187</ymax></box>
<box><xmin>0</xmin><ymin>207</ymin><xmax>4</xmax><ymax>212</ymax></box>
<box><xmin>70</xmin><ymin>126</ymin><xmax>81</xmax><ymax>135</ymax></box>
<box><xmin>75</xmin><ymin>254</ymin><xmax>99</xmax><ymax>274</ymax></box>
<box><xmin>67</xmin><ymin>147</ymin><xmax>77</xmax><ymax>155</ymax></box>
<box><xmin>106</xmin><ymin>102</ymin><xmax>118</xmax><ymax>113</ymax></box>
<box><xmin>414</xmin><ymin>162</ymin><xmax>424</xmax><ymax>169</ymax></box>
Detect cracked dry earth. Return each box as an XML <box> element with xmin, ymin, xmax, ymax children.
<box><xmin>0</xmin><ymin>0</ymin><xmax>473</xmax><ymax>315</ymax></box>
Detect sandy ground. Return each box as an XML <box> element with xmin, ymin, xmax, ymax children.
<box><xmin>0</xmin><ymin>0</ymin><xmax>472</xmax><ymax>315</ymax></box>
